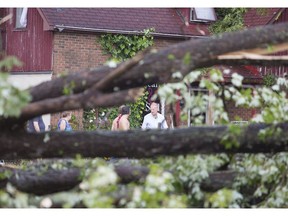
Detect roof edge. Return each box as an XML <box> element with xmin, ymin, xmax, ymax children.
<box><xmin>37</xmin><ymin>8</ymin><xmax>53</xmax><ymax>30</ymax></box>
<box><xmin>53</xmin><ymin>25</ymin><xmax>207</xmax><ymax>39</ymax></box>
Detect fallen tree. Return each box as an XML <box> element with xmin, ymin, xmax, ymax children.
<box><xmin>1</xmin><ymin>22</ymin><xmax>288</xmax><ymax>208</ymax></box>
<box><xmin>0</xmin><ymin>162</ymin><xmax>149</xmax><ymax>195</ymax></box>
<box><xmin>1</xmin><ymin>123</ymin><xmax>288</xmax><ymax>159</ymax></box>
<box><xmin>0</xmin><ymin>162</ymin><xmax>236</xmax><ymax>196</ymax></box>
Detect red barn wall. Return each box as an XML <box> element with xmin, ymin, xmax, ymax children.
<box><xmin>3</xmin><ymin>8</ymin><xmax>53</xmax><ymax>72</ymax></box>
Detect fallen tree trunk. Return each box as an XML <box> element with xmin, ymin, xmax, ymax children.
<box><xmin>0</xmin><ymin>123</ymin><xmax>288</xmax><ymax>159</ymax></box>
<box><xmin>1</xmin><ymin>163</ymin><xmax>149</xmax><ymax>195</ymax></box>
<box><xmin>9</xmin><ymin>168</ymin><xmax>82</xmax><ymax>195</ymax></box>
<box><xmin>200</xmin><ymin>170</ymin><xmax>237</xmax><ymax>192</ymax></box>
<box><xmin>1</xmin><ymin>162</ymin><xmax>235</xmax><ymax>196</ymax></box>
<box><xmin>29</xmin><ymin>23</ymin><xmax>288</xmax><ymax>104</ymax></box>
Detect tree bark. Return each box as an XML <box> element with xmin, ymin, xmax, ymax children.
<box><xmin>1</xmin><ymin>163</ymin><xmax>149</xmax><ymax>195</ymax></box>
<box><xmin>1</xmin><ymin>162</ymin><xmax>235</xmax><ymax>196</ymax></box>
<box><xmin>1</xmin><ymin>123</ymin><xmax>288</xmax><ymax>159</ymax></box>
<box><xmin>200</xmin><ymin>170</ymin><xmax>237</xmax><ymax>192</ymax></box>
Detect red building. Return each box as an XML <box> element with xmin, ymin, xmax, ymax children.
<box><xmin>224</xmin><ymin>8</ymin><xmax>288</xmax><ymax>123</ymax></box>
<box><xmin>244</xmin><ymin>8</ymin><xmax>288</xmax><ymax>77</ymax></box>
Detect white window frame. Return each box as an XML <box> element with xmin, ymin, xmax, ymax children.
<box><xmin>15</xmin><ymin>8</ymin><xmax>28</xmax><ymax>29</ymax></box>
<box><xmin>190</xmin><ymin>8</ymin><xmax>217</xmax><ymax>22</ymax></box>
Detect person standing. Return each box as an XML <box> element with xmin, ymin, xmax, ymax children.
<box><xmin>141</xmin><ymin>102</ymin><xmax>168</xmax><ymax>129</ymax></box>
<box><xmin>27</xmin><ymin>116</ymin><xmax>46</xmax><ymax>132</ymax></box>
<box><xmin>57</xmin><ymin>111</ymin><xmax>73</xmax><ymax>131</ymax></box>
<box><xmin>111</xmin><ymin>105</ymin><xmax>130</xmax><ymax>131</ymax></box>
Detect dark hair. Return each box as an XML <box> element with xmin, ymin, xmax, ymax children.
<box><xmin>118</xmin><ymin>105</ymin><xmax>125</xmax><ymax>114</ymax></box>
<box><xmin>121</xmin><ymin>106</ymin><xmax>130</xmax><ymax>115</ymax></box>
<box><xmin>62</xmin><ymin>111</ymin><xmax>72</xmax><ymax>118</ymax></box>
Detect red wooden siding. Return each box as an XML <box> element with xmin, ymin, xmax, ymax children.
<box><xmin>257</xmin><ymin>9</ymin><xmax>288</xmax><ymax>77</ymax></box>
<box><xmin>3</xmin><ymin>8</ymin><xmax>53</xmax><ymax>72</ymax></box>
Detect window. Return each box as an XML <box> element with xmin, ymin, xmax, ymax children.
<box><xmin>15</xmin><ymin>8</ymin><xmax>27</xmax><ymax>28</ymax></box>
<box><xmin>190</xmin><ymin>8</ymin><xmax>217</xmax><ymax>22</ymax></box>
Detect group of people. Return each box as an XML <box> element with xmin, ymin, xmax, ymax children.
<box><xmin>111</xmin><ymin>102</ymin><xmax>168</xmax><ymax>131</ymax></box>
<box><xmin>27</xmin><ymin>101</ymin><xmax>168</xmax><ymax>133</ymax></box>
<box><xmin>27</xmin><ymin>111</ymin><xmax>73</xmax><ymax>132</ymax></box>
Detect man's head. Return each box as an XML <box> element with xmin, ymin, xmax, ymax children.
<box><xmin>150</xmin><ymin>102</ymin><xmax>159</xmax><ymax>117</ymax></box>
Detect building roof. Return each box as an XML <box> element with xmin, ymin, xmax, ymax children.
<box><xmin>39</xmin><ymin>8</ymin><xmax>210</xmax><ymax>38</ymax></box>
<box><xmin>244</xmin><ymin>8</ymin><xmax>283</xmax><ymax>27</ymax></box>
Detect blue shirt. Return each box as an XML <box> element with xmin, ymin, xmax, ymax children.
<box><xmin>57</xmin><ymin>119</ymin><xmax>73</xmax><ymax>131</ymax></box>
<box><xmin>28</xmin><ymin>116</ymin><xmax>45</xmax><ymax>132</ymax></box>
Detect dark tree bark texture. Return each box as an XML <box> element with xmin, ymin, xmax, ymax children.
<box><xmin>1</xmin><ymin>123</ymin><xmax>288</xmax><ymax>159</ymax></box>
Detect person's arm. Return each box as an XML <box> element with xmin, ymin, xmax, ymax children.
<box><xmin>59</xmin><ymin>119</ymin><xmax>66</xmax><ymax>131</ymax></box>
<box><xmin>162</xmin><ymin>120</ymin><xmax>168</xmax><ymax>129</ymax></box>
<box><xmin>141</xmin><ymin>116</ymin><xmax>147</xmax><ymax>129</ymax></box>
<box><xmin>111</xmin><ymin>120</ymin><xmax>116</xmax><ymax>131</ymax></box>
<box><xmin>33</xmin><ymin>121</ymin><xmax>40</xmax><ymax>132</ymax></box>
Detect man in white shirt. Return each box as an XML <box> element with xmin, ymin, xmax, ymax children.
<box><xmin>141</xmin><ymin>102</ymin><xmax>168</xmax><ymax>129</ymax></box>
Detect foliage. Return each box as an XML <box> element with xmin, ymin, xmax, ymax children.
<box><xmin>0</xmin><ymin>158</ymin><xmax>187</xmax><ymax>208</ymax></box>
<box><xmin>99</xmin><ymin>28</ymin><xmax>154</xmax><ymax>61</ymax></box>
<box><xmin>263</xmin><ymin>73</ymin><xmax>276</xmax><ymax>87</ymax></box>
<box><xmin>158</xmin><ymin>69</ymin><xmax>288</xmax><ymax>125</ymax></box>
<box><xmin>69</xmin><ymin>114</ymin><xmax>78</xmax><ymax>130</ymax></box>
<box><xmin>83</xmin><ymin>108</ymin><xmax>98</xmax><ymax>131</ymax></box>
<box><xmin>221</xmin><ymin>125</ymin><xmax>242</xmax><ymax>150</ymax></box>
<box><xmin>0</xmin><ymin>56</ymin><xmax>22</xmax><ymax>72</ymax></box>
<box><xmin>209</xmin><ymin>8</ymin><xmax>248</xmax><ymax>34</ymax></box>
<box><xmin>83</xmin><ymin>29</ymin><xmax>154</xmax><ymax>130</ymax></box>
<box><xmin>205</xmin><ymin>188</ymin><xmax>243</xmax><ymax>208</ymax></box>
<box><xmin>231</xmin><ymin>153</ymin><xmax>288</xmax><ymax>207</ymax></box>
<box><xmin>62</xmin><ymin>81</ymin><xmax>76</xmax><ymax>95</ymax></box>
<box><xmin>156</xmin><ymin>154</ymin><xmax>230</xmax><ymax>206</ymax></box>
<box><xmin>155</xmin><ymin>65</ymin><xmax>288</xmax><ymax>207</ymax></box>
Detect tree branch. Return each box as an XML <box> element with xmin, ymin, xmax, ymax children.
<box><xmin>1</xmin><ymin>123</ymin><xmax>288</xmax><ymax>159</ymax></box>
<box><xmin>20</xmin><ymin>88</ymin><xmax>143</xmax><ymax>121</ymax></box>
<box><xmin>28</xmin><ymin>22</ymin><xmax>288</xmax><ymax>106</ymax></box>
<box><xmin>1</xmin><ymin>162</ymin><xmax>149</xmax><ymax>195</ymax></box>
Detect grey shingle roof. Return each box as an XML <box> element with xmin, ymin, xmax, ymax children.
<box><xmin>40</xmin><ymin>8</ymin><xmax>210</xmax><ymax>37</ymax></box>
<box><xmin>244</xmin><ymin>8</ymin><xmax>282</xmax><ymax>27</ymax></box>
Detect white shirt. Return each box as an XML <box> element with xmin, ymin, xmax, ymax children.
<box><xmin>141</xmin><ymin>113</ymin><xmax>168</xmax><ymax>129</ymax></box>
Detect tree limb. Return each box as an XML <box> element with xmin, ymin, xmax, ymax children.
<box><xmin>1</xmin><ymin>163</ymin><xmax>149</xmax><ymax>195</ymax></box>
<box><xmin>27</xmin><ymin>22</ymin><xmax>288</xmax><ymax>109</ymax></box>
<box><xmin>1</xmin><ymin>123</ymin><xmax>288</xmax><ymax>159</ymax></box>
